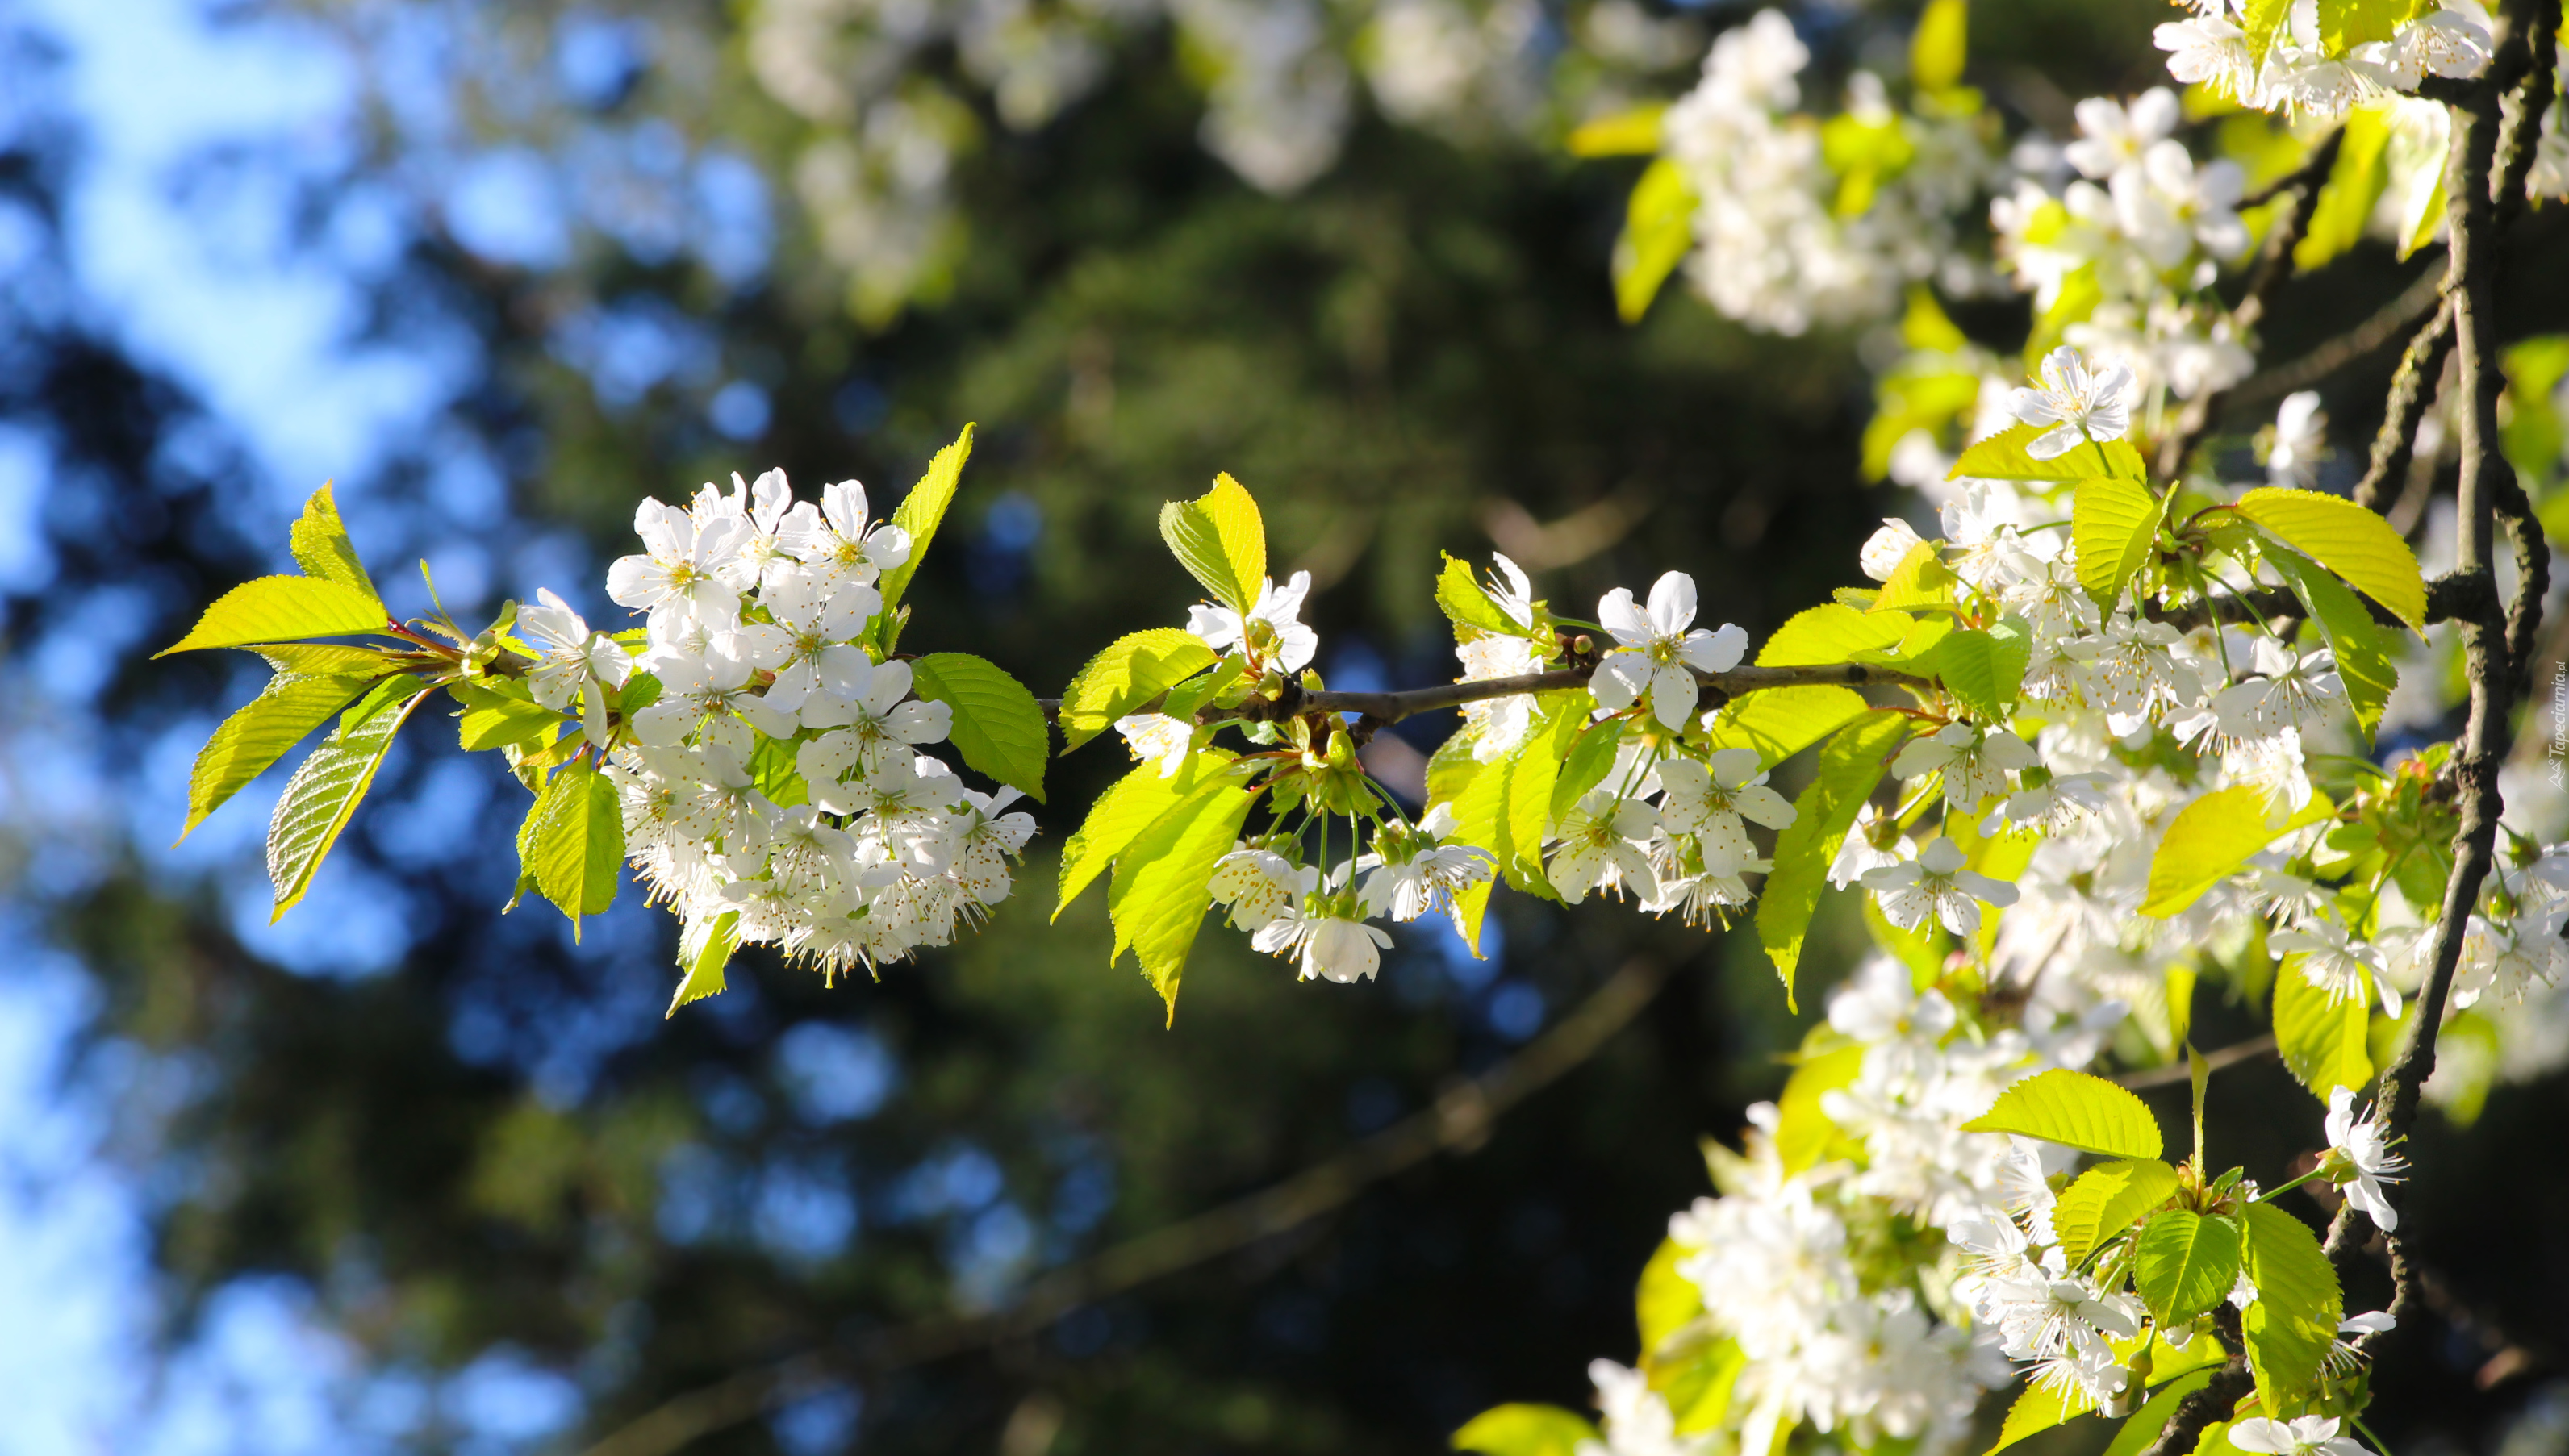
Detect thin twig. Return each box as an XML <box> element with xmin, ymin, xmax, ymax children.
<box><xmin>2226</xmin><ymin>266</ymin><xmax>2446</xmax><ymax>409</ymax></box>
<box><xmin>576</xmin><ymin>957</ymin><xmax>1675</xmax><ymax>1456</ymax></box>
<box><xmin>2112</xmin><ymin>1034</ymin><xmax>2275</xmax><ymax>1090</ymax></box>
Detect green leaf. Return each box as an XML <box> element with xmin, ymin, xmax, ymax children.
<box><xmin>157</xmin><ymin>575</ymin><xmax>392</xmax><ymax>657</ymax></box>
<box><xmin>2266</xmin><ymin>549</ymin><xmax>2399</xmax><ymax>745</ymax></box>
<box><xmin>452</xmin><ymin>681</ymin><xmax>563</xmax><ymax>753</ymax></box>
<box><xmin>520</xmin><ymin>754</ymin><xmax>624</xmax><ymax>934</ymax></box>
<box><xmin>2052</xmin><ymin>1158</ymin><xmax>2185</xmax><ymax>1266</ymax></box>
<box><xmin>1056</xmin><ymin>751</ymin><xmax>1236</xmax><ymax>920</ymax></box>
<box><xmin>2273</xmin><ymin>949</ymin><xmax>2374</xmax><ymax>1097</ymax></box>
<box><xmin>1701</xmin><ymin>685</ymin><xmax>1869</xmax><ymax>768</ymax></box>
<box><xmin>1990</xmin><ymin>1379</ymin><xmax>2093</xmax><ymax>1454</ymax></box>
<box><xmin>876</xmin><ymin>423</ymin><xmax>974</xmax><ymax>619</ymax></box>
<box><xmin>1565</xmin><ymin>103</ymin><xmax>1665</xmax><ymax>157</ymax></box>
<box><xmin>1656</xmin><ymin>1339</ymin><xmax>1747</xmax><ymax>1435</ymax></box>
<box><xmin>252</xmin><ymin>643</ymin><xmax>410</xmax><ymax>677</ymax></box>
<box><xmin>1870</xmin><ymin>540</ymin><xmax>1961</xmax><ymax>614</ymax></box>
<box><xmin>1757</xmin><ymin>711</ymin><xmax>1913</xmax><ymax>1006</ymax></box>
<box><xmin>667</xmin><ymin>910</ymin><xmax>739</xmax><ymax>1016</ymax></box>
<box><xmin>2141</xmin><ymin>786</ymin><xmax>2337</xmax><ymax>917</ymax></box>
<box><xmin>1109</xmin><ymin>774</ymin><xmax>1261</xmax><ymax>1022</ymax></box>
<box><xmin>1949</xmin><ymin>420</ymin><xmax>2147</xmax><ymax>484</ymax></box>
<box><xmin>1636</xmin><ymin>1235</ymin><xmax>1706</xmax><ymax>1354</ymax></box>
<box><xmin>2074</xmin><ymin>475</ymin><xmax>2167</xmax><ymax>610</ymax></box>
<box><xmin>1757</xmin><ymin>603</ymin><xmax>1915</xmax><ymax>666</ymax></box>
<box><xmin>1159</xmin><ymin>474</ymin><xmax>1268</xmax><ymax>613</ymax></box>
<box><xmin>2099</xmin><ymin>1371</ymin><xmax>2217</xmax><ymax>1456</ymax></box>
<box><xmin>1444</xmin><ymin>697</ymin><xmax>1585</xmax><ymax>936</ymax></box>
<box><xmin>1614</xmin><ymin>156</ymin><xmax>1697</xmax><ymax>323</ymax></box>
<box><xmin>2294</xmin><ymin>102</ymin><xmax>2392</xmax><ymax>272</ymax></box>
<box><xmin>1925</xmin><ymin>623</ymin><xmax>2031</xmax><ymax>720</ymax></box>
<box><xmin>2242</xmin><ymin>0</ymin><xmax>2295</xmax><ymax>62</ymax></box>
<box><xmin>1776</xmin><ymin>1043</ymin><xmax>1866</xmax><ymax>1175</ymax></box>
<box><xmin>2240</xmin><ymin>1204</ymin><xmax>2343</xmax><ymax>1410</ymax></box>
<box><xmin>1548</xmin><ymin>715</ymin><xmax>1630</xmax><ymax>828</ymax></box>
<box><xmin>1057</xmin><ymin>629</ymin><xmax>1218</xmax><ymax>754</ymax></box>
<box><xmin>287</xmin><ymin>482</ymin><xmax>380</xmax><ymax>603</ymax></box>
<box><xmin>1962</xmin><ymin>1068</ymin><xmax>2165</xmax><ymax>1159</ymax></box>
<box><xmin>265</xmin><ymin>678</ymin><xmax>434</xmax><ymax>920</ymax></box>
<box><xmin>1436</xmin><ymin>553</ymin><xmax>1523</xmax><ymax>635</ymax></box>
<box><xmin>2134</xmin><ymin>1209</ymin><xmax>2244</xmax><ymax>1328</ymax></box>
<box><xmin>2234</xmin><ymin>486</ymin><xmax>2426</xmax><ymax>630</ymax></box>
<box><xmin>184</xmin><ymin>670</ymin><xmax>395</xmax><ymax>839</ymax></box>
<box><xmin>340</xmin><ymin>672</ymin><xmax>428</xmax><ymax>733</ymax></box>
<box><xmin>1450</xmin><ymin>1405</ymin><xmax>1600</xmax><ymax>1456</ymax></box>
<box><xmin>1911</xmin><ymin>0</ymin><xmax>1969</xmax><ymax>90</ymax></box>
<box><xmin>909</xmin><ymin>651</ymin><xmax>1050</xmax><ymax>802</ymax></box>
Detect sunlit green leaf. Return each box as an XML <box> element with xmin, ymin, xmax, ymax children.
<box><xmin>2235</xmin><ymin>486</ymin><xmax>2426</xmax><ymax>629</ymax></box>
<box><xmin>875</xmin><ymin>423</ymin><xmax>975</xmax><ymax>618</ymax></box>
<box><xmin>184</xmin><ymin>670</ymin><xmax>394</xmax><ymax>839</ymax></box>
<box><xmin>2240</xmin><ymin>1204</ymin><xmax>2342</xmax><ymax>1410</ymax></box>
<box><xmin>2052</xmin><ymin>1158</ymin><xmax>2184</xmax><ymax>1266</ymax></box>
<box><xmin>1613</xmin><ymin>156</ymin><xmax>1697</xmax><ymax>323</ymax></box>
<box><xmin>2133</xmin><ymin>1208</ymin><xmax>2242</xmax><ymax>1327</ymax></box>
<box><xmin>1961</xmin><ymin>1068</ymin><xmax>2164</xmax><ymax>1159</ymax></box>
<box><xmin>157</xmin><ymin>575</ymin><xmax>392</xmax><ymax>657</ymax></box>
<box><xmin>910</xmin><ymin>651</ymin><xmax>1050</xmax><ymax>802</ymax></box>
<box><xmin>287</xmin><ymin>481</ymin><xmax>381</xmax><ymax>604</ymax></box>
<box><xmin>1757</xmin><ymin>711</ymin><xmax>1913</xmax><ymax>1005</ymax></box>
<box><xmin>266</xmin><ymin>677</ymin><xmax>434</xmax><ymax>920</ymax></box>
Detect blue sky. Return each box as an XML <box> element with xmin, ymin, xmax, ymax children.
<box><xmin>0</xmin><ymin>0</ymin><xmax>576</xmax><ymax>1447</ymax></box>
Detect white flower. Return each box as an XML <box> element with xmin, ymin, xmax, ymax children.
<box><xmin>2273</xmin><ymin>920</ymin><xmax>2404</xmax><ymax>1020</ymax></box>
<box><xmin>799</xmin><ymin>660</ymin><xmax>954</xmax><ymax>780</ymax></box>
<box><xmin>1482</xmin><ymin>552</ymin><xmax>1536</xmax><ymax>628</ymax></box>
<box><xmin>516</xmin><ymin>589</ymin><xmax>633</xmax><ymax>747</ymax></box>
<box><xmin>692</xmin><ymin>467</ymin><xmax>802</xmax><ymax>590</ymax></box>
<box><xmin>1188</xmin><ymin>569</ymin><xmax>1319</xmax><ymax>672</ymax></box>
<box><xmin>1860</xmin><ymin>519</ymin><xmax>1926</xmax><ymax>582</ymax></box>
<box><xmin>1861</xmin><ymin>838</ymin><xmax>2020</xmax><ymax>937</ymax></box>
<box><xmin>1828</xmin><ymin>802</ymin><xmax>1911</xmax><ymax>889</ymax></box>
<box><xmin>608</xmin><ymin>499</ymin><xmax>749</xmax><ymax>631</ymax></box>
<box><xmin>1357</xmin><ymin>805</ymin><xmax>1496</xmax><ymax>933</ymax></box>
<box><xmin>2263</xmin><ymin>390</ymin><xmax>2329</xmax><ymax>488</ymax></box>
<box><xmin>1255</xmin><ymin>892</ymin><xmax>1394</xmax><ymax>985</ymax></box>
<box><xmin>2008</xmin><ymin>347</ymin><xmax>2134</xmax><ymax>461</ymax></box>
<box><xmin>2227</xmin><ymin>1415</ymin><xmax>2369</xmax><ymax>1456</ymax></box>
<box><xmin>2322</xmin><ymin>1086</ymin><xmax>2409</xmax><ymax>1231</ymax></box>
<box><xmin>1209</xmin><ymin>847</ymin><xmax>1307</xmax><ymax>932</ymax></box>
<box><xmin>1456</xmin><ymin>632</ymin><xmax>1546</xmax><ymax>762</ymax></box>
<box><xmin>2156</xmin><ymin>17</ymin><xmax>2259</xmax><ymax>105</ymax></box>
<box><xmin>948</xmin><ymin>786</ymin><xmax>1037</xmax><ymax>905</ymax></box>
<box><xmin>2225</xmin><ymin>727</ymin><xmax>2316</xmax><ymax>826</ymax></box>
<box><xmin>1548</xmin><ymin>791</ymin><xmax>1660</xmax><ymax>904</ymax></box>
<box><xmin>726</xmin><ymin>567</ymin><xmax>880</xmax><ymax>712</ymax></box>
<box><xmin>633</xmin><ymin>643</ymin><xmax>773</xmax><ymax>746</ymax></box>
<box><xmin>779</xmin><ymin>478</ymin><xmax>913</xmax><ymax>586</ymax></box>
<box><xmin>1893</xmin><ymin>723</ymin><xmax>2040</xmax><ymax>812</ymax></box>
<box><xmin>1656</xmin><ymin>748</ymin><xmax>1797</xmax><ymax>873</ymax></box>
<box><xmin>1115</xmin><ymin>711</ymin><xmax>1196</xmax><ymax>778</ymax></box>
<box><xmin>2212</xmin><ymin>639</ymin><xmax>2345</xmax><ymax>739</ymax></box>
<box><xmin>2062</xmin><ymin>90</ymin><xmax>2179</xmax><ymax>181</ymax></box>
<box><xmin>1591</xmin><ymin>572</ymin><xmax>1749</xmax><ymax>730</ymax></box>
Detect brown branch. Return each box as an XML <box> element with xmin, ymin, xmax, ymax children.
<box><xmin>1039</xmin><ymin>661</ymin><xmax>1938</xmax><ymax>730</ymax></box>
<box><xmin>2351</xmin><ymin>302</ymin><xmax>2456</xmax><ymax>514</ymax></box>
<box><xmin>2149</xmin><ymin>566</ymin><xmax>2496</xmax><ymax>633</ymax></box>
<box><xmin>2323</xmin><ymin>0</ymin><xmax>2554</xmax><ymax>1297</ymax></box>
<box><xmin>2157</xmin><ymin>126</ymin><xmax>2347</xmax><ymax>479</ymax></box>
<box><xmin>575</xmin><ymin>956</ymin><xmax>1675</xmax><ymax>1456</ymax></box>
<box><xmin>2141</xmin><ymin>1305</ymin><xmax>2254</xmax><ymax>1456</ymax></box>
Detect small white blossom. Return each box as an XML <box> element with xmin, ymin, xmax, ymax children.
<box><xmin>1591</xmin><ymin>571</ymin><xmax>1749</xmax><ymax>730</ymax></box>
<box><xmin>2227</xmin><ymin>1415</ymin><xmax>2369</xmax><ymax>1456</ymax></box>
<box><xmin>2009</xmin><ymin>346</ymin><xmax>2134</xmax><ymax>461</ymax></box>
<box><xmin>1189</xmin><ymin>570</ymin><xmax>1320</xmax><ymax>672</ymax></box>
<box><xmin>1861</xmin><ymin>838</ymin><xmax>2020</xmax><ymax>937</ymax></box>
<box><xmin>2321</xmin><ymin>1086</ymin><xmax>2409</xmax><ymax>1231</ymax></box>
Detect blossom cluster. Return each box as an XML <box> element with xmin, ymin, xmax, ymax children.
<box><xmin>1655</xmin><ymin>10</ymin><xmax>1999</xmax><ymax>336</ymax></box>
<box><xmin>2157</xmin><ymin>0</ymin><xmax>2493</xmax><ymax>119</ymax></box>
<box><xmin>568</xmin><ymin>470</ymin><xmax>1035</xmax><ymax>981</ymax></box>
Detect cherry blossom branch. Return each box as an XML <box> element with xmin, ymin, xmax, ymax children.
<box><xmin>574</xmin><ymin>956</ymin><xmax>1674</xmax><ymax>1456</ymax></box>
<box><xmin>1037</xmin><ymin>661</ymin><xmax>1940</xmax><ymax>731</ymax></box>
